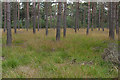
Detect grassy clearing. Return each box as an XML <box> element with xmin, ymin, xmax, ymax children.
<box><xmin>2</xmin><ymin>28</ymin><xmax>118</xmax><ymax>78</ymax></box>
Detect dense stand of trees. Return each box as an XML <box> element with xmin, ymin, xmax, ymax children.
<box><xmin>1</xmin><ymin>2</ymin><xmax>120</xmax><ymax>46</ymax></box>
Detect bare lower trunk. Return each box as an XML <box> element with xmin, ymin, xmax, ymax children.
<box><xmin>109</xmin><ymin>2</ymin><xmax>115</xmax><ymax>40</ymax></box>
<box><xmin>13</xmin><ymin>2</ymin><xmax>17</xmax><ymax>33</ymax></box>
<box><xmin>4</xmin><ymin>2</ymin><xmax>6</xmax><ymax>32</ymax></box>
<box><xmin>27</xmin><ymin>2</ymin><xmax>29</xmax><ymax>31</ymax></box>
<box><xmin>83</xmin><ymin>7</ymin><xmax>86</xmax><ymax>28</ymax></box>
<box><xmin>18</xmin><ymin>2</ymin><xmax>20</xmax><ymax>29</ymax></box>
<box><xmin>45</xmin><ymin>2</ymin><xmax>48</xmax><ymax>36</ymax></box>
<box><xmin>37</xmin><ymin>2</ymin><xmax>40</xmax><ymax>31</ymax></box>
<box><xmin>94</xmin><ymin>3</ymin><xmax>97</xmax><ymax>28</ymax></box>
<box><xmin>91</xmin><ymin>2</ymin><xmax>94</xmax><ymax>31</ymax></box>
<box><xmin>6</xmin><ymin>2</ymin><xmax>12</xmax><ymax>46</ymax></box>
<box><xmin>63</xmin><ymin>2</ymin><xmax>67</xmax><ymax>37</ymax></box>
<box><xmin>25</xmin><ymin>2</ymin><xmax>29</xmax><ymax>31</ymax></box>
<box><xmin>56</xmin><ymin>2</ymin><xmax>62</xmax><ymax>41</ymax></box>
<box><xmin>87</xmin><ymin>2</ymin><xmax>90</xmax><ymax>35</ymax></box>
<box><xmin>33</xmin><ymin>2</ymin><xmax>36</xmax><ymax>34</ymax></box>
<box><xmin>98</xmin><ymin>4</ymin><xmax>101</xmax><ymax>31</ymax></box>
<box><xmin>116</xmin><ymin>3</ymin><xmax>119</xmax><ymax>35</ymax></box>
<box><xmin>101</xmin><ymin>3</ymin><xmax>105</xmax><ymax>31</ymax></box>
<box><xmin>75</xmin><ymin>2</ymin><xmax>79</xmax><ymax>32</ymax></box>
<box><xmin>50</xmin><ymin>3</ymin><xmax>52</xmax><ymax>28</ymax></box>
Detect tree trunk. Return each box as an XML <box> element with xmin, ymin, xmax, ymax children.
<box><xmin>91</xmin><ymin>2</ymin><xmax>94</xmax><ymax>31</ymax></box>
<box><xmin>87</xmin><ymin>2</ymin><xmax>90</xmax><ymax>35</ymax></box>
<box><xmin>56</xmin><ymin>2</ymin><xmax>62</xmax><ymax>41</ymax></box>
<box><xmin>94</xmin><ymin>3</ymin><xmax>97</xmax><ymax>28</ymax></box>
<box><xmin>4</xmin><ymin>2</ymin><xmax>6</xmax><ymax>32</ymax></box>
<box><xmin>13</xmin><ymin>2</ymin><xmax>17</xmax><ymax>33</ymax></box>
<box><xmin>50</xmin><ymin>3</ymin><xmax>52</xmax><ymax>28</ymax></box>
<box><xmin>98</xmin><ymin>4</ymin><xmax>101</xmax><ymax>31</ymax></box>
<box><xmin>75</xmin><ymin>2</ymin><xmax>79</xmax><ymax>32</ymax></box>
<box><xmin>108</xmin><ymin>2</ymin><xmax>110</xmax><ymax>29</ymax></box>
<box><xmin>33</xmin><ymin>2</ymin><xmax>36</xmax><ymax>34</ymax></box>
<box><xmin>37</xmin><ymin>2</ymin><xmax>40</xmax><ymax>31</ymax></box>
<box><xmin>116</xmin><ymin>3</ymin><xmax>119</xmax><ymax>35</ymax></box>
<box><xmin>25</xmin><ymin>2</ymin><xmax>29</xmax><ymax>31</ymax></box>
<box><xmin>63</xmin><ymin>2</ymin><xmax>67</xmax><ymax>37</ymax></box>
<box><xmin>45</xmin><ymin>2</ymin><xmax>48</xmax><ymax>36</ymax></box>
<box><xmin>18</xmin><ymin>2</ymin><xmax>20</xmax><ymax>29</ymax></box>
<box><xmin>109</xmin><ymin>2</ymin><xmax>115</xmax><ymax>40</ymax></box>
<box><xmin>83</xmin><ymin>7</ymin><xmax>86</xmax><ymax>28</ymax></box>
<box><xmin>6</xmin><ymin>2</ymin><xmax>12</xmax><ymax>46</ymax></box>
<box><xmin>101</xmin><ymin>3</ymin><xmax>105</xmax><ymax>31</ymax></box>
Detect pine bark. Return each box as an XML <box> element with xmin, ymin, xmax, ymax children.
<box><xmin>45</xmin><ymin>2</ymin><xmax>48</xmax><ymax>36</ymax></box>
<box><xmin>94</xmin><ymin>3</ymin><xmax>97</xmax><ymax>28</ymax></box>
<box><xmin>101</xmin><ymin>3</ymin><xmax>105</xmax><ymax>31</ymax></box>
<box><xmin>13</xmin><ymin>2</ymin><xmax>17</xmax><ymax>33</ymax></box>
<box><xmin>109</xmin><ymin>2</ymin><xmax>115</xmax><ymax>40</ymax></box>
<box><xmin>33</xmin><ymin>2</ymin><xmax>36</xmax><ymax>34</ymax></box>
<box><xmin>87</xmin><ymin>2</ymin><xmax>90</xmax><ymax>35</ymax></box>
<box><xmin>6</xmin><ymin>2</ymin><xmax>12</xmax><ymax>46</ymax></box>
<box><xmin>37</xmin><ymin>2</ymin><xmax>40</xmax><ymax>31</ymax></box>
<box><xmin>63</xmin><ymin>2</ymin><xmax>67</xmax><ymax>37</ymax></box>
<box><xmin>83</xmin><ymin>7</ymin><xmax>86</xmax><ymax>28</ymax></box>
<box><xmin>50</xmin><ymin>3</ymin><xmax>52</xmax><ymax>28</ymax></box>
<box><xmin>116</xmin><ymin>3</ymin><xmax>119</xmax><ymax>35</ymax></box>
<box><xmin>98</xmin><ymin>4</ymin><xmax>101</xmax><ymax>31</ymax></box>
<box><xmin>18</xmin><ymin>2</ymin><xmax>20</xmax><ymax>29</ymax></box>
<box><xmin>91</xmin><ymin>2</ymin><xmax>94</xmax><ymax>31</ymax></box>
<box><xmin>4</xmin><ymin>2</ymin><xmax>6</xmax><ymax>32</ymax></box>
<box><xmin>75</xmin><ymin>2</ymin><xmax>79</xmax><ymax>32</ymax></box>
<box><xmin>56</xmin><ymin>2</ymin><xmax>62</xmax><ymax>41</ymax></box>
<box><xmin>25</xmin><ymin>2</ymin><xmax>29</xmax><ymax>31</ymax></box>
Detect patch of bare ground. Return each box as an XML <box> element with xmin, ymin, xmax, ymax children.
<box><xmin>14</xmin><ymin>65</ymin><xmax>39</xmax><ymax>78</ymax></box>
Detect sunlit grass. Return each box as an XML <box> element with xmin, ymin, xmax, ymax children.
<box><xmin>2</xmin><ymin>28</ymin><xmax>118</xmax><ymax>78</ymax></box>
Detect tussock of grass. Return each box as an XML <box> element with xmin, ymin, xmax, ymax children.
<box><xmin>2</xmin><ymin>28</ymin><xmax>118</xmax><ymax>78</ymax></box>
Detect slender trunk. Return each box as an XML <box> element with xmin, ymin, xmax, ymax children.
<box><xmin>45</xmin><ymin>2</ymin><xmax>48</xmax><ymax>36</ymax></box>
<box><xmin>81</xmin><ymin>4</ymin><xmax>83</xmax><ymax>27</ymax></box>
<box><xmin>54</xmin><ymin>5</ymin><xmax>57</xmax><ymax>30</ymax></box>
<box><xmin>27</xmin><ymin>2</ymin><xmax>29</xmax><ymax>31</ymax></box>
<box><xmin>77</xmin><ymin>2</ymin><xmax>79</xmax><ymax>31</ymax></box>
<box><xmin>56</xmin><ymin>2</ymin><xmax>62</xmax><ymax>41</ymax></box>
<box><xmin>94</xmin><ymin>3</ymin><xmax>97</xmax><ymax>28</ymax></box>
<box><xmin>63</xmin><ymin>2</ymin><xmax>67</xmax><ymax>37</ymax></box>
<box><xmin>32</xmin><ymin>2</ymin><xmax>36</xmax><ymax>34</ymax></box>
<box><xmin>54</xmin><ymin>16</ymin><xmax>56</xmax><ymax>30</ymax></box>
<box><xmin>98</xmin><ymin>4</ymin><xmax>101</xmax><ymax>31</ymax></box>
<box><xmin>37</xmin><ymin>2</ymin><xmax>40</xmax><ymax>31</ymax></box>
<box><xmin>13</xmin><ymin>2</ymin><xmax>17</xmax><ymax>33</ymax></box>
<box><xmin>4</xmin><ymin>2</ymin><xmax>6</xmax><ymax>32</ymax></box>
<box><xmin>25</xmin><ymin>3</ymin><xmax>29</xmax><ymax>31</ymax></box>
<box><xmin>87</xmin><ymin>2</ymin><xmax>90</xmax><ymax>35</ymax></box>
<box><xmin>101</xmin><ymin>3</ymin><xmax>104</xmax><ymax>31</ymax></box>
<box><xmin>6</xmin><ymin>2</ymin><xmax>12</xmax><ymax>46</ymax></box>
<box><xmin>50</xmin><ymin>3</ymin><xmax>52</xmax><ymax>28</ymax></box>
<box><xmin>116</xmin><ymin>3</ymin><xmax>119</xmax><ymax>34</ymax></box>
<box><xmin>0</xmin><ymin>2</ymin><xmax>2</xmax><ymax>29</ymax></box>
<box><xmin>75</xmin><ymin>2</ymin><xmax>79</xmax><ymax>32</ymax></box>
<box><xmin>109</xmin><ymin>2</ymin><xmax>115</xmax><ymax>40</ymax></box>
<box><xmin>18</xmin><ymin>2</ymin><xmax>20</xmax><ymax>29</ymax></box>
<box><xmin>91</xmin><ymin>3</ymin><xmax>94</xmax><ymax>31</ymax></box>
<box><xmin>108</xmin><ymin>2</ymin><xmax>110</xmax><ymax>29</ymax></box>
<box><xmin>83</xmin><ymin>7</ymin><xmax>86</xmax><ymax>28</ymax></box>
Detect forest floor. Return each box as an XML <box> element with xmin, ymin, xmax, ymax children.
<box><xmin>2</xmin><ymin>28</ymin><xmax>118</xmax><ymax>78</ymax></box>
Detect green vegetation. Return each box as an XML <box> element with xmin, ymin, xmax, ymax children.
<box><xmin>2</xmin><ymin>28</ymin><xmax>118</xmax><ymax>78</ymax></box>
